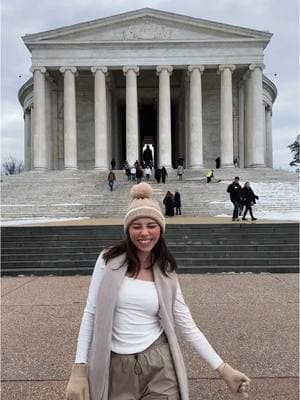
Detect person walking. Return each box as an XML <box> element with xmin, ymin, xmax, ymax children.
<box><xmin>206</xmin><ymin>169</ymin><xmax>214</xmax><ymax>183</ymax></box>
<box><xmin>174</xmin><ymin>189</ymin><xmax>181</xmax><ymax>215</ymax></box>
<box><xmin>66</xmin><ymin>182</ymin><xmax>250</xmax><ymax>400</ymax></box>
<box><xmin>145</xmin><ymin>165</ymin><xmax>151</xmax><ymax>181</ymax></box>
<box><xmin>154</xmin><ymin>167</ymin><xmax>161</xmax><ymax>183</ymax></box>
<box><xmin>227</xmin><ymin>177</ymin><xmax>242</xmax><ymax>221</ymax></box>
<box><xmin>107</xmin><ymin>170</ymin><xmax>116</xmax><ymax>192</ymax></box>
<box><xmin>177</xmin><ymin>164</ymin><xmax>184</xmax><ymax>180</ymax></box>
<box><xmin>163</xmin><ymin>190</ymin><xmax>175</xmax><ymax>217</ymax></box>
<box><xmin>215</xmin><ymin>157</ymin><xmax>221</xmax><ymax>169</ymax></box>
<box><xmin>161</xmin><ymin>166</ymin><xmax>168</xmax><ymax>184</ymax></box>
<box><xmin>241</xmin><ymin>182</ymin><xmax>259</xmax><ymax>221</ymax></box>
<box><xmin>110</xmin><ymin>158</ymin><xmax>116</xmax><ymax>170</ymax></box>
<box><xmin>130</xmin><ymin>165</ymin><xmax>136</xmax><ymax>182</ymax></box>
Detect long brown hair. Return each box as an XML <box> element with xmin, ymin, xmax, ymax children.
<box><xmin>103</xmin><ymin>231</ymin><xmax>177</xmax><ymax>277</ymax></box>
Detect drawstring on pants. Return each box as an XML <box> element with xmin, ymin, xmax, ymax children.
<box><xmin>133</xmin><ymin>354</ymin><xmax>143</xmax><ymax>375</ymax></box>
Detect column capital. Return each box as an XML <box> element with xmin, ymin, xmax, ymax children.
<box><xmin>91</xmin><ymin>66</ymin><xmax>108</xmax><ymax>75</ymax></box>
<box><xmin>30</xmin><ymin>66</ymin><xmax>46</xmax><ymax>74</ymax></box>
<box><xmin>218</xmin><ymin>64</ymin><xmax>236</xmax><ymax>73</ymax></box>
<box><xmin>249</xmin><ymin>63</ymin><xmax>265</xmax><ymax>71</ymax></box>
<box><xmin>123</xmin><ymin>66</ymin><xmax>139</xmax><ymax>75</ymax></box>
<box><xmin>188</xmin><ymin>65</ymin><xmax>205</xmax><ymax>74</ymax></box>
<box><xmin>156</xmin><ymin>65</ymin><xmax>173</xmax><ymax>75</ymax></box>
<box><xmin>59</xmin><ymin>66</ymin><xmax>77</xmax><ymax>74</ymax></box>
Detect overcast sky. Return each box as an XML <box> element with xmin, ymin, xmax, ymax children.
<box><xmin>1</xmin><ymin>0</ymin><xmax>299</xmax><ymax>170</ymax></box>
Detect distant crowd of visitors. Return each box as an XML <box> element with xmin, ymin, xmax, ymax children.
<box><xmin>107</xmin><ymin>151</ymin><xmax>259</xmax><ymax>222</ymax></box>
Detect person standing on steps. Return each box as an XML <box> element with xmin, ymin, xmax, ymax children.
<box><xmin>161</xmin><ymin>166</ymin><xmax>168</xmax><ymax>184</ymax></box>
<box><xmin>227</xmin><ymin>177</ymin><xmax>242</xmax><ymax>221</ymax></box>
<box><xmin>65</xmin><ymin>182</ymin><xmax>251</xmax><ymax>400</ymax></box>
<box><xmin>177</xmin><ymin>164</ymin><xmax>184</xmax><ymax>180</ymax></box>
<box><xmin>163</xmin><ymin>190</ymin><xmax>175</xmax><ymax>217</ymax></box>
<box><xmin>174</xmin><ymin>189</ymin><xmax>182</xmax><ymax>215</ymax></box>
<box><xmin>241</xmin><ymin>182</ymin><xmax>259</xmax><ymax>221</ymax></box>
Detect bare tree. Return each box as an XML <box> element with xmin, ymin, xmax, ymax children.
<box><xmin>288</xmin><ymin>135</ymin><xmax>300</xmax><ymax>167</ymax></box>
<box><xmin>1</xmin><ymin>156</ymin><xmax>24</xmax><ymax>176</ymax></box>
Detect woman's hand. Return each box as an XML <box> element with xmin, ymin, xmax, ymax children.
<box><xmin>66</xmin><ymin>364</ymin><xmax>90</xmax><ymax>400</ymax></box>
<box><xmin>217</xmin><ymin>362</ymin><xmax>251</xmax><ymax>398</ymax></box>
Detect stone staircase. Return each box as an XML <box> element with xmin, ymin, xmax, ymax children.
<box><xmin>1</xmin><ymin>168</ymin><xmax>299</xmax><ymax>221</ymax></box>
<box><xmin>1</xmin><ymin>223</ymin><xmax>299</xmax><ymax>275</ymax></box>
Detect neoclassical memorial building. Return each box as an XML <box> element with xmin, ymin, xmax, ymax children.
<box><xmin>19</xmin><ymin>8</ymin><xmax>277</xmax><ymax>170</ymax></box>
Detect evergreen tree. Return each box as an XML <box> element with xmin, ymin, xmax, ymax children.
<box><xmin>288</xmin><ymin>135</ymin><xmax>300</xmax><ymax>166</ymax></box>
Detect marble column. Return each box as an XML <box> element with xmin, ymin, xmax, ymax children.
<box><xmin>248</xmin><ymin>64</ymin><xmax>265</xmax><ymax>167</ymax></box>
<box><xmin>91</xmin><ymin>67</ymin><xmax>108</xmax><ymax>170</ymax></box>
<box><xmin>156</xmin><ymin>65</ymin><xmax>173</xmax><ymax>168</ymax></box>
<box><xmin>219</xmin><ymin>64</ymin><xmax>236</xmax><ymax>167</ymax></box>
<box><xmin>60</xmin><ymin>67</ymin><xmax>77</xmax><ymax>169</ymax></box>
<box><xmin>188</xmin><ymin>65</ymin><xmax>205</xmax><ymax>168</ymax></box>
<box><xmin>265</xmin><ymin>105</ymin><xmax>273</xmax><ymax>167</ymax></box>
<box><xmin>30</xmin><ymin>66</ymin><xmax>47</xmax><ymax>170</ymax></box>
<box><xmin>123</xmin><ymin>66</ymin><xmax>139</xmax><ymax>166</ymax></box>
<box><xmin>238</xmin><ymin>80</ymin><xmax>245</xmax><ymax>168</ymax></box>
<box><xmin>24</xmin><ymin>109</ymin><xmax>31</xmax><ymax>171</ymax></box>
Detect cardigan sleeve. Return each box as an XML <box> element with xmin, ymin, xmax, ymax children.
<box><xmin>173</xmin><ymin>280</ymin><xmax>223</xmax><ymax>370</ymax></box>
<box><xmin>74</xmin><ymin>251</ymin><xmax>107</xmax><ymax>364</ymax></box>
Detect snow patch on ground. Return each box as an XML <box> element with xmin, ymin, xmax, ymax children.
<box><xmin>0</xmin><ymin>217</ymin><xmax>90</xmax><ymax>226</ymax></box>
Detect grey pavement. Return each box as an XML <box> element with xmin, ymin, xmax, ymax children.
<box><xmin>1</xmin><ymin>273</ymin><xmax>299</xmax><ymax>400</ymax></box>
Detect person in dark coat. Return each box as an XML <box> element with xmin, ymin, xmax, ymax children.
<box><xmin>111</xmin><ymin>158</ymin><xmax>116</xmax><ymax>170</ymax></box>
<box><xmin>135</xmin><ymin>166</ymin><xmax>143</xmax><ymax>184</ymax></box>
<box><xmin>174</xmin><ymin>189</ymin><xmax>181</xmax><ymax>215</ymax></box>
<box><xmin>215</xmin><ymin>157</ymin><xmax>221</xmax><ymax>169</ymax></box>
<box><xmin>241</xmin><ymin>182</ymin><xmax>259</xmax><ymax>221</ymax></box>
<box><xmin>154</xmin><ymin>167</ymin><xmax>161</xmax><ymax>183</ymax></box>
<box><xmin>107</xmin><ymin>170</ymin><xmax>116</xmax><ymax>192</ymax></box>
<box><xmin>227</xmin><ymin>177</ymin><xmax>242</xmax><ymax>221</ymax></box>
<box><xmin>161</xmin><ymin>166</ymin><xmax>168</xmax><ymax>183</ymax></box>
<box><xmin>163</xmin><ymin>191</ymin><xmax>174</xmax><ymax>217</ymax></box>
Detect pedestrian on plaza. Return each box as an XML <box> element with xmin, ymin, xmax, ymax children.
<box><xmin>66</xmin><ymin>182</ymin><xmax>251</xmax><ymax>400</ymax></box>
<box><xmin>124</xmin><ymin>161</ymin><xmax>131</xmax><ymax>181</ymax></box>
<box><xmin>136</xmin><ymin>166</ymin><xmax>143</xmax><ymax>184</ymax></box>
<box><xmin>130</xmin><ymin>165</ymin><xmax>136</xmax><ymax>182</ymax></box>
<box><xmin>163</xmin><ymin>190</ymin><xmax>175</xmax><ymax>217</ymax></box>
<box><xmin>215</xmin><ymin>157</ymin><xmax>221</xmax><ymax>169</ymax></box>
<box><xmin>154</xmin><ymin>167</ymin><xmax>161</xmax><ymax>183</ymax></box>
<box><xmin>233</xmin><ymin>157</ymin><xmax>238</xmax><ymax>168</ymax></box>
<box><xmin>111</xmin><ymin>158</ymin><xmax>116</xmax><ymax>170</ymax></box>
<box><xmin>161</xmin><ymin>166</ymin><xmax>168</xmax><ymax>184</ymax></box>
<box><xmin>145</xmin><ymin>165</ymin><xmax>151</xmax><ymax>181</ymax></box>
<box><xmin>227</xmin><ymin>177</ymin><xmax>242</xmax><ymax>221</ymax></box>
<box><xmin>177</xmin><ymin>164</ymin><xmax>184</xmax><ymax>180</ymax></box>
<box><xmin>174</xmin><ymin>189</ymin><xmax>182</xmax><ymax>215</ymax></box>
<box><xmin>107</xmin><ymin>169</ymin><xmax>116</xmax><ymax>192</ymax></box>
<box><xmin>143</xmin><ymin>145</ymin><xmax>153</xmax><ymax>167</ymax></box>
<box><xmin>241</xmin><ymin>182</ymin><xmax>259</xmax><ymax>221</ymax></box>
<box><xmin>206</xmin><ymin>169</ymin><xmax>214</xmax><ymax>183</ymax></box>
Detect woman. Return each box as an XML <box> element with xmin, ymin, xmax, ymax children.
<box><xmin>66</xmin><ymin>183</ymin><xmax>250</xmax><ymax>400</ymax></box>
<box><xmin>242</xmin><ymin>182</ymin><xmax>259</xmax><ymax>221</ymax></box>
<box><xmin>163</xmin><ymin>190</ymin><xmax>175</xmax><ymax>217</ymax></box>
<box><xmin>161</xmin><ymin>166</ymin><xmax>168</xmax><ymax>184</ymax></box>
<box><xmin>174</xmin><ymin>189</ymin><xmax>182</xmax><ymax>215</ymax></box>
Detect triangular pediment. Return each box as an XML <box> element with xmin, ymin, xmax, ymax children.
<box><xmin>23</xmin><ymin>8</ymin><xmax>272</xmax><ymax>45</ymax></box>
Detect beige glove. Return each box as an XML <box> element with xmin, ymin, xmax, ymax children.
<box><xmin>217</xmin><ymin>363</ymin><xmax>251</xmax><ymax>398</ymax></box>
<box><xmin>66</xmin><ymin>364</ymin><xmax>90</xmax><ymax>400</ymax></box>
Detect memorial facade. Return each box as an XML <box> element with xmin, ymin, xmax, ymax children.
<box><xmin>18</xmin><ymin>8</ymin><xmax>277</xmax><ymax>170</ymax></box>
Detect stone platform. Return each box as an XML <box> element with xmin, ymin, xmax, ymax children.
<box><xmin>1</xmin><ymin>273</ymin><xmax>298</xmax><ymax>400</ymax></box>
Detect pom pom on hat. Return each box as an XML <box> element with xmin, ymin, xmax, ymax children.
<box><xmin>130</xmin><ymin>182</ymin><xmax>153</xmax><ymax>200</ymax></box>
<box><xmin>124</xmin><ymin>183</ymin><xmax>165</xmax><ymax>233</ymax></box>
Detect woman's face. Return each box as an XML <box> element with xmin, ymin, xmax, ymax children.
<box><xmin>128</xmin><ymin>217</ymin><xmax>161</xmax><ymax>256</ymax></box>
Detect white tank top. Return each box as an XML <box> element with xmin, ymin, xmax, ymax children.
<box><xmin>111</xmin><ymin>276</ymin><xmax>163</xmax><ymax>354</ymax></box>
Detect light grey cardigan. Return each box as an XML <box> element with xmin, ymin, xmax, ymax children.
<box><xmin>88</xmin><ymin>253</ymin><xmax>189</xmax><ymax>400</ymax></box>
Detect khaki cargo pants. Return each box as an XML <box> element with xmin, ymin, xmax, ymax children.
<box><xmin>108</xmin><ymin>333</ymin><xmax>181</xmax><ymax>399</ymax></box>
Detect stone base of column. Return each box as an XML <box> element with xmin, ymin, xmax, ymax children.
<box><xmin>189</xmin><ymin>164</ymin><xmax>204</xmax><ymax>169</ymax></box>
<box><xmin>221</xmin><ymin>163</ymin><xmax>234</xmax><ymax>168</ymax></box>
<box><xmin>32</xmin><ymin>167</ymin><xmax>48</xmax><ymax>172</ymax></box>
<box><xmin>248</xmin><ymin>163</ymin><xmax>266</xmax><ymax>168</ymax></box>
<box><xmin>94</xmin><ymin>167</ymin><xmax>108</xmax><ymax>171</ymax></box>
<box><xmin>64</xmin><ymin>167</ymin><xmax>77</xmax><ymax>170</ymax></box>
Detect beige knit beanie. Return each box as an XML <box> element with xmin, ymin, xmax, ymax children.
<box><xmin>124</xmin><ymin>183</ymin><xmax>165</xmax><ymax>233</ymax></box>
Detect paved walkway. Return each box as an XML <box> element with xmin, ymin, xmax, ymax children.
<box><xmin>2</xmin><ymin>273</ymin><xmax>298</xmax><ymax>399</ymax></box>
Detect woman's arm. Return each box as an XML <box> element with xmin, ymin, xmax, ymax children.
<box><xmin>74</xmin><ymin>251</ymin><xmax>107</xmax><ymax>364</ymax></box>
<box><xmin>173</xmin><ymin>280</ymin><xmax>223</xmax><ymax>370</ymax></box>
